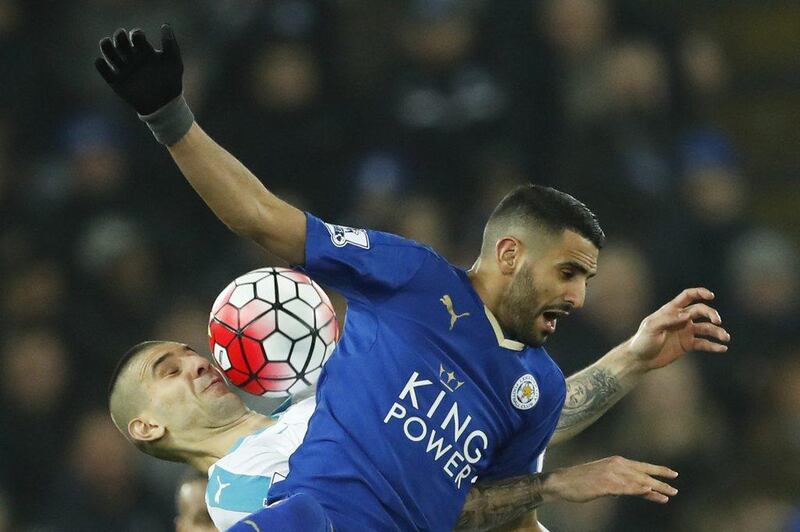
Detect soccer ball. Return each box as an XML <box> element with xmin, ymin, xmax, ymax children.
<box><xmin>208</xmin><ymin>267</ymin><xmax>338</xmax><ymax>397</ymax></box>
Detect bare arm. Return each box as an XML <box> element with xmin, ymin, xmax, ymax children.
<box><xmin>550</xmin><ymin>344</ymin><xmax>632</xmax><ymax>445</ymax></box>
<box><xmin>551</xmin><ymin>287</ymin><xmax>730</xmax><ymax>446</ymax></box>
<box><xmin>167</xmin><ymin>123</ymin><xmax>307</xmax><ymax>264</ymax></box>
<box><xmin>456</xmin><ymin>474</ymin><xmax>546</xmax><ymax>531</ymax></box>
<box><xmin>455</xmin><ymin>456</ymin><xmax>678</xmax><ymax>531</ymax></box>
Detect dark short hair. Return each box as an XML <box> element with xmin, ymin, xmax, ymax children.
<box><xmin>486</xmin><ymin>184</ymin><xmax>605</xmax><ymax>249</ymax></box>
<box><xmin>107</xmin><ymin>340</ymin><xmax>167</xmax><ymax>401</ymax></box>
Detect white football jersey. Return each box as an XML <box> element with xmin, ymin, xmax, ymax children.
<box><xmin>205</xmin><ymin>397</ymin><xmax>315</xmax><ymax>531</ymax></box>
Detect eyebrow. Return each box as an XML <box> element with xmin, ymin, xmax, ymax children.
<box><xmin>151</xmin><ymin>351</ymin><xmax>175</xmax><ymax>376</ymax></box>
<box><xmin>560</xmin><ymin>261</ymin><xmax>597</xmax><ymax>278</ymax></box>
<box><xmin>150</xmin><ymin>345</ymin><xmax>193</xmax><ymax>377</ymax></box>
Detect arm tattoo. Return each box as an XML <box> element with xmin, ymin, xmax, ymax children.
<box><xmin>556</xmin><ymin>367</ymin><xmax>620</xmax><ymax>433</ymax></box>
<box><xmin>455</xmin><ymin>474</ymin><xmax>546</xmax><ymax>531</ymax></box>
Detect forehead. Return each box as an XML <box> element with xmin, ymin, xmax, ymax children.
<box><xmin>541</xmin><ymin>230</ymin><xmax>599</xmax><ymax>271</ymax></box>
<box><xmin>130</xmin><ymin>342</ymin><xmax>193</xmax><ymax>382</ymax></box>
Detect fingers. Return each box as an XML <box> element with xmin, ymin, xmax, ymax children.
<box><xmin>160</xmin><ymin>23</ymin><xmax>179</xmax><ymax>56</ymax></box>
<box><xmin>669</xmin><ymin>287</ymin><xmax>715</xmax><ymax>309</ymax></box>
<box><xmin>692</xmin><ymin>322</ymin><xmax>731</xmax><ymax>343</ymax></box>
<box><xmin>620</xmin><ymin>460</ymin><xmax>678</xmax><ymax>503</ymax></box>
<box><xmin>646</xmin><ymin>309</ymin><xmax>691</xmax><ymax>331</ymax></box>
<box><xmin>642</xmin><ymin>490</ymin><xmax>670</xmax><ymax>504</ymax></box>
<box><xmin>94</xmin><ymin>56</ymin><xmax>117</xmax><ymax>83</ymax></box>
<box><xmin>693</xmin><ymin>338</ymin><xmax>729</xmax><ymax>353</ymax></box>
<box><xmin>130</xmin><ymin>28</ymin><xmax>155</xmax><ymax>55</ymax></box>
<box><xmin>682</xmin><ymin>303</ymin><xmax>722</xmax><ymax>325</ymax></box>
<box><xmin>642</xmin><ymin>475</ymin><xmax>678</xmax><ymax>497</ymax></box>
<box><xmin>112</xmin><ymin>28</ymin><xmax>133</xmax><ymax>61</ymax></box>
<box><xmin>99</xmin><ymin>37</ymin><xmax>126</xmax><ymax>70</ymax></box>
<box><xmin>627</xmin><ymin>460</ymin><xmax>679</xmax><ymax>479</ymax></box>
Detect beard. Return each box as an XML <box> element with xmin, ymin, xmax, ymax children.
<box><xmin>495</xmin><ymin>263</ymin><xmax>547</xmax><ymax>347</ymax></box>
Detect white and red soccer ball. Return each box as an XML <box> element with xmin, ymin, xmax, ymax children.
<box><xmin>208</xmin><ymin>267</ymin><xmax>339</xmax><ymax>397</ymax></box>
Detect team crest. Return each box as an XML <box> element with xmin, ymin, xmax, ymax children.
<box><xmin>324</xmin><ymin>222</ymin><xmax>370</xmax><ymax>249</ymax></box>
<box><xmin>511</xmin><ymin>374</ymin><xmax>539</xmax><ymax>410</ymax></box>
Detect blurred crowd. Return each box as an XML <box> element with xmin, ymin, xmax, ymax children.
<box><xmin>1</xmin><ymin>0</ymin><xmax>799</xmax><ymax>530</ymax></box>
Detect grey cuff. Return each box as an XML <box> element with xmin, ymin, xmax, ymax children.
<box><xmin>138</xmin><ymin>94</ymin><xmax>195</xmax><ymax>146</ymax></box>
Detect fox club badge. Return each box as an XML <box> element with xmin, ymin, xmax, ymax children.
<box><xmin>511</xmin><ymin>374</ymin><xmax>539</xmax><ymax>410</ymax></box>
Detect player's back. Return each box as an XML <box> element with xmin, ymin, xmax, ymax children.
<box><xmin>269</xmin><ymin>215</ymin><xmax>566</xmax><ymax>531</ymax></box>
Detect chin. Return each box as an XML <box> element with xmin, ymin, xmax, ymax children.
<box><xmin>522</xmin><ymin>331</ymin><xmax>549</xmax><ymax>348</ymax></box>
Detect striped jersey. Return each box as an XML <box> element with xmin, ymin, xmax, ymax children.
<box><xmin>205</xmin><ymin>397</ymin><xmax>315</xmax><ymax>531</ymax></box>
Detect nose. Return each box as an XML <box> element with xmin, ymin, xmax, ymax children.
<box><xmin>565</xmin><ymin>282</ymin><xmax>586</xmax><ymax>310</ymax></box>
<box><xmin>189</xmin><ymin>354</ymin><xmax>210</xmax><ymax>378</ymax></box>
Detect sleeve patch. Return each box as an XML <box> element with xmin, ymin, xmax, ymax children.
<box><xmin>324</xmin><ymin>222</ymin><xmax>370</xmax><ymax>249</ymax></box>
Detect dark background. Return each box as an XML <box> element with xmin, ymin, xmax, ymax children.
<box><xmin>1</xmin><ymin>1</ymin><xmax>799</xmax><ymax>530</ymax></box>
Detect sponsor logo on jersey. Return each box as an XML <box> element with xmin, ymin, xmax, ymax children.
<box><xmin>383</xmin><ymin>371</ymin><xmax>488</xmax><ymax>490</ymax></box>
<box><xmin>440</xmin><ymin>294</ymin><xmax>470</xmax><ymax>330</ymax></box>
<box><xmin>324</xmin><ymin>223</ymin><xmax>370</xmax><ymax>249</ymax></box>
<box><xmin>510</xmin><ymin>374</ymin><xmax>539</xmax><ymax>410</ymax></box>
<box><xmin>438</xmin><ymin>363</ymin><xmax>464</xmax><ymax>392</ymax></box>
<box><xmin>214</xmin><ymin>475</ymin><xmax>231</xmax><ymax>504</ymax></box>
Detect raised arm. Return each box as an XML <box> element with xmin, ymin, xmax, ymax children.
<box><xmin>550</xmin><ymin>287</ymin><xmax>730</xmax><ymax>445</ymax></box>
<box><xmin>455</xmin><ymin>456</ymin><xmax>678</xmax><ymax>531</ymax></box>
<box><xmin>95</xmin><ymin>25</ymin><xmax>306</xmax><ymax>264</ymax></box>
<box><xmin>167</xmin><ymin>124</ymin><xmax>306</xmax><ymax>263</ymax></box>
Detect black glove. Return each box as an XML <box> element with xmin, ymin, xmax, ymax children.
<box><xmin>95</xmin><ymin>25</ymin><xmax>183</xmax><ymax>115</ymax></box>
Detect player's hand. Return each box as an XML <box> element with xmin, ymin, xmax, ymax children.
<box><xmin>626</xmin><ymin>287</ymin><xmax>730</xmax><ymax>371</ymax></box>
<box><xmin>95</xmin><ymin>25</ymin><xmax>183</xmax><ymax>115</ymax></box>
<box><xmin>543</xmin><ymin>456</ymin><xmax>679</xmax><ymax>504</ymax></box>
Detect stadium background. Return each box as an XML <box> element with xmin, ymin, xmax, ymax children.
<box><xmin>1</xmin><ymin>0</ymin><xmax>799</xmax><ymax>530</ymax></box>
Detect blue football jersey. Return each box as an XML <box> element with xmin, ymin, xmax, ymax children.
<box><xmin>268</xmin><ymin>214</ymin><xmax>566</xmax><ymax>531</ymax></box>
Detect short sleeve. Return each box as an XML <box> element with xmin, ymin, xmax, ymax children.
<box><xmin>295</xmin><ymin>213</ymin><xmax>430</xmax><ymax>303</ymax></box>
<box><xmin>480</xmin><ymin>379</ymin><xmax>564</xmax><ymax>481</ymax></box>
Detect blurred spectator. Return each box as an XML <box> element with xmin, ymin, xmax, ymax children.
<box><xmin>1</xmin><ymin>259</ymin><xmax>66</xmax><ymax>327</ymax></box>
<box><xmin>40</xmin><ymin>409</ymin><xmax>171</xmax><ymax>531</ymax></box>
<box><xmin>0</xmin><ymin>328</ymin><xmax>73</xmax><ymax>526</ymax></box>
<box><xmin>392</xmin><ymin>194</ymin><xmax>452</xmax><ymax>257</ymax></box>
<box><xmin>175</xmin><ymin>469</ymin><xmax>216</xmax><ymax>532</ymax></box>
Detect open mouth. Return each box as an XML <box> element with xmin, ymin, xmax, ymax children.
<box><xmin>540</xmin><ymin>309</ymin><xmax>570</xmax><ymax>334</ymax></box>
<box><xmin>542</xmin><ymin>309</ymin><xmax>569</xmax><ymax>321</ymax></box>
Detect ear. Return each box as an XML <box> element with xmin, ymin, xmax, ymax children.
<box><xmin>495</xmin><ymin>237</ymin><xmax>520</xmax><ymax>275</ymax></box>
<box><xmin>129</xmin><ymin>416</ymin><xmax>166</xmax><ymax>443</ymax></box>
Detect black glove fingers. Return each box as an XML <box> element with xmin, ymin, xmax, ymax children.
<box><xmin>130</xmin><ymin>28</ymin><xmax>155</xmax><ymax>56</ymax></box>
<box><xmin>99</xmin><ymin>37</ymin><xmax>126</xmax><ymax>70</ymax></box>
<box><xmin>160</xmin><ymin>23</ymin><xmax>179</xmax><ymax>57</ymax></box>
<box><xmin>113</xmin><ymin>27</ymin><xmax>134</xmax><ymax>61</ymax></box>
<box><xmin>94</xmin><ymin>56</ymin><xmax>118</xmax><ymax>83</ymax></box>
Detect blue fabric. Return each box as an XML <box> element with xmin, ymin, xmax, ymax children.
<box><xmin>270</xmin><ymin>213</ymin><xmax>566</xmax><ymax>531</ymax></box>
<box><xmin>206</xmin><ymin>465</ymin><xmax>272</xmax><ymax>513</ymax></box>
<box><xmin>228</xmin><ymin>493</ymin><xmax>331</xmax><ymax>532</ymax></box>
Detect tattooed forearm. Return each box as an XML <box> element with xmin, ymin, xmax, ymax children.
<box><xmin>455</xmin><ymin>474</ymin><xmax>547</xmax><ymax>531</ymax></box>
<box><xmin>555</xmin><ymin>367</ymin><xmax>621</xmax><ymax>434</ymax></box>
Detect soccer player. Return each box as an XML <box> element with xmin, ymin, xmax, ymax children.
<box><xmin>110</xmin><ymin>340</ymin><xmax>679</xmax><ymax>531</ymax></box>
<box><xmin>96</xmin><ymin>26</ymin><xmax>729</xmax><ymax>531</ymax></box>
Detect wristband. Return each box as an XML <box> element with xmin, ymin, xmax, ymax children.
<box><xmin>138</xmin><ymin>93</ymin><xmax>194</xmax><ymax>146</ymax></box>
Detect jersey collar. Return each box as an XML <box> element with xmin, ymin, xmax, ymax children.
<box><xmin>454</xmin><ymin>267</ymin><xmax>526</xmax><ymax>352</ymax></box>
<box><xmin>483</xmin><ymin>306</ymin><xmax>525</xmax><ymax>351</ymax></box>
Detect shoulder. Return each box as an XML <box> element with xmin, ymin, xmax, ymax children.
<box><xmin>521</xmin><ymin>348</ymin><xmax>566</xmax><ymax>405</ymax></box>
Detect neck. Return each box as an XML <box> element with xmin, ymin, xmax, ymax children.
<box><xmin>183</xmin><ymin>410</ymin><xmax>275</xmax><ymax>472</ymax></box>
<box><xmin>467</xmin><ymin>256</ymin><xmax>503</xmax><ymax>315</ymax></box>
